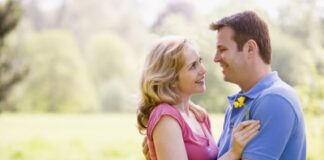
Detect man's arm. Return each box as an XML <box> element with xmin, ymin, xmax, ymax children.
<box><xmin>242</xmin><ymin>95</ymin><xmax>296</xmax><ymax>160</ymax></box>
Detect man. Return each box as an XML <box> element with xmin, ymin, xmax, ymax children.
<box><xmin>210</xmin><ymin>11</ymin><xmax>306</xmax><ymax>159</ymax></box>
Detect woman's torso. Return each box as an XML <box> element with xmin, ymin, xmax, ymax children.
<box><xmin>147</xmin><ymin>103</ymin><xmax>218</xmax><ymax>160</ymax></box>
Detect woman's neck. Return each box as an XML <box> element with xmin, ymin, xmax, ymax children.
<box><xmin>175</xmin><ymin>98</ymin><xmax>191</xmax><ymax>116</ymax></box>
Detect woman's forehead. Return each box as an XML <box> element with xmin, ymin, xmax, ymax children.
<box><xmin>183</xmin><ymin>45</ymin><xmax>200</xmax><ymax>63</ymax></box>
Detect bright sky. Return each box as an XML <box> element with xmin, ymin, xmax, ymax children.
<box><xmin>24</xmin><ymin>0</ymin><xmax>323</xmax><ymax>25</ymax></box>
<box><xmin>136</xmin><ymin>0</ymin><xmax>291</xmax><ymax>25</ymax></box>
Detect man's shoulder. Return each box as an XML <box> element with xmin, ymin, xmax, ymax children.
<box><xmin>260</xmin><ymin>79</ymin><xmax>298</xmax><ymax>102</ymax></box>
<box><xmin>254</xmin><ymin>79</ymin><xmax>303</xmax><ymax>116</ymax></box>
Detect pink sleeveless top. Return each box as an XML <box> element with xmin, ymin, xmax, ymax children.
<box><xmin>147</xmin><ymin>103</ymin><xmax>218</xmax><ymax>160</ymax></box>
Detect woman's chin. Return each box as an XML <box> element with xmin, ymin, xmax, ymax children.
<box><xmin>196</xmin><ymin>87</ymin><xmax>206</xmax><ymax>93</ymax></box>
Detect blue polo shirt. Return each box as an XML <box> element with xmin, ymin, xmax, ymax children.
<box><xmin>217</xmin><ymin>72</ymin><xmax>306</xmax><ymax>160</ymax></box>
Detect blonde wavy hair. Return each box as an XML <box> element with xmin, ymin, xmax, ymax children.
<box><xmin>137</xmin><ymin>36</ymin><xmax>189</xmax><ymax>134</ymax></box>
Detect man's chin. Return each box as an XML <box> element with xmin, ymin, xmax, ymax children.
<box><xmin>223</xmin><ymin>76</ymin><xmax>233</xmax><ymax>83</ymax></box>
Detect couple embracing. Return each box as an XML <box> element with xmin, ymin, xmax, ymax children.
<box><xmin>137</xmin><ymin>11</ymin><xmax>306</xmax><ymax>160</ymax></box>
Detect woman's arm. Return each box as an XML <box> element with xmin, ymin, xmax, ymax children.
<box><xmin>218</xmin><ymin>120</ymin><xmax>260</xmax><ymax>160</ymax></box>
<box><xmin>153</xmin><ymin>116</ymin><xmax>188</xmax><ymax>160</ymax></box>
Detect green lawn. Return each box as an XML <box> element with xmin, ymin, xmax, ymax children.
<box><xmin>0</xmin><ymin>113</ymin><xmax>322</xmax><ymax>160</ymax></box>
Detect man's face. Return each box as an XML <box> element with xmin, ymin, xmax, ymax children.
<box><xmin>214</xmin><ymin>26</ymin><xmax>247</xmax><ymax>84</ymax></box>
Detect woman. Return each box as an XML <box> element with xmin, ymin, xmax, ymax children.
<box><xmin>137</xmin><ymin>36</ymin><xmax>260</xmax><ymax>160</ymax></box>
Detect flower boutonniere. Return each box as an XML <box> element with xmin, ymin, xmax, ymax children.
<box><xmin>233</xmin><ymin>96</ymin><xmax>249</xmax><ymax>120</ymax></box>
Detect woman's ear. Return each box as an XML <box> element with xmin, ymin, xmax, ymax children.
<box><xmin>171</xmin><ymin>83</ymin><xmax>176</xmax><ymax>89</ymax></box>
<box><xmin>171</xmin><ymin>80</ymin><xmax>178</xmax><ymax>89</ymax></box>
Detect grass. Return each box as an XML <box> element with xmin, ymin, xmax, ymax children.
<box><xmin>0</xmin><ymin>113</ymin><xmax>322</xmax><ymax>160</ymax></box>
<box><xmin>0</xmin><ymin>113</ymin><xmax>143</xmax><ymax>160</ymax></box>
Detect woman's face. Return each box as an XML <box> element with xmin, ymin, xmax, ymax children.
<box><xmin>177</xmin><ymin>44</ymin><xmax>207</xmax><ymax>98</ymax></box>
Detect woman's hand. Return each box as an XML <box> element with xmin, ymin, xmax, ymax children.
<box><xmin>229</xmin><ymin>120</ymin><xmax>260</xmax><ymax>159</ymax></box>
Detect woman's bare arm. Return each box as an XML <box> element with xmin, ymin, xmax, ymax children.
<box><xmin>153</xmin><ymin>116</ymin><xmax>188</xmax><ymax>160</ymax></box>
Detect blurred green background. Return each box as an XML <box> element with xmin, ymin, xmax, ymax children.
<box><xmin>0</xmin><ymin>0</ymin><xmax>323</xmax><ymax>159</ymax></box>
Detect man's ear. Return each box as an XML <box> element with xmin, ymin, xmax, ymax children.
<box><xmin>245</xmin><ymin>39</ymin><xmax>258</xmax><ymax>58</ymax></box>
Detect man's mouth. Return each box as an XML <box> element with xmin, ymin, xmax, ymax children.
<box><xmin>220</xmin><ymin>62</ymin><xmax>227</xmax><ymax>68</ymax></box>
<box><xmin>220</xmin><ymin>63</ymin><xmax>228</xmax><ymax>71</ymax></box>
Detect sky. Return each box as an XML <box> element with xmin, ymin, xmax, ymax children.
<box><xmin>17</xmin><ymin>0</ymin><xmax>324</xmax><ymax>26</ymax></box>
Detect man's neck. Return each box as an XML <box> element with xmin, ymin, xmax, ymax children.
<box><xmin>239</xmin><ymin>66</ymin><xmax>271</xmax><ymax>92</ymax></box>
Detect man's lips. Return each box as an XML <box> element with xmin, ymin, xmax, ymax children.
<box><xmin>220</xmin><ymin>63</ymin><xmax>228</xmax><ymax>72</ymax></box>
<box><xmin>220</xmin><ymin>63</ymin><xmax>228</xmax><ymax>68</ymax></box>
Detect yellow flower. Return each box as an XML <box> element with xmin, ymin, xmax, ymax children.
<box><xmin>234</xmin><ymin>96</ymin><xmax>245</xmax><ymax>108</ymax></box>
<box><xmin>238</xmin><ymin>96</ymin><xmax>245</xmax><ymax>105</ymax></box>
<box><xmin>233</xmin><ymin>96</ymin><xmax>249</xmax><ymax>120</ymax></box>
<box><xmin>233</xmin><ymin>102</ymin><xmax>239</xmax><ymax>108</ymax></box>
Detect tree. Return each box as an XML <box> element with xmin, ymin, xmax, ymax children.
<box><xmin>15</xmin><ymin>30</ymin><xmax>99</xmax><ymax>112</ymax></box>
<box><xmin>85</xmin><ymin>32</ymin><xmax>136</xmax><ymax>112</ymax></box>
<box><xmin>0</xmin><ymin>0</ymin><xmax>27</xmax><ymax>112</ymax></box>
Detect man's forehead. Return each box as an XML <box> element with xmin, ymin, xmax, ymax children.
<box><xmin>217</xmin><ymin>27</ymin><xmax>234</xmax><ymax>38</ymax></box>
<box><xmin>216</xmin><ymin>27</ymin><xmax>235</xmax><ymax>45</ymax></box>
<box><xmin>216</xmin><ymin>34</ymin><xmax>226</xmax><ymax>47</ymax></box>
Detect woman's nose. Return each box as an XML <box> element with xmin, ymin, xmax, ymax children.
<box><xmin>199</xmin><ymin>63</ymin><xmax>207</xmax><ymax>75</ymax></box>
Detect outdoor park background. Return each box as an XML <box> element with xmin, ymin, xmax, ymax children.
<box><xmin>0</xmin><ymin>0</ymin><xmax>323</xmax><ymax>159</ymax></box>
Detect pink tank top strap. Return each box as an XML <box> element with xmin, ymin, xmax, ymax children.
<box><xmin>147</xmin><ymin>103</ymin><xmax>187</xmax><ymax>140</ymax></box>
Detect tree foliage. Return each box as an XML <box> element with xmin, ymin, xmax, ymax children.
<box><xmin>15</xmin><ymin>30</ymin><xmax>98</xmax><ymax>112</ymax></box>
<box><xmin>4</xmin><ymin>0</ymin><xmax>323</xmax><ymax>115</ymax></box>
<box><xmin>0</xmin><ymin>0</ymin><xmax>27</xmax><ymax>112</ymax></box>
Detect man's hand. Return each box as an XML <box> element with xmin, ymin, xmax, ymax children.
<box><xmin>142</xmin><ymin>136</ymin><xmax>150</xmax><ymax>160</ymax></box>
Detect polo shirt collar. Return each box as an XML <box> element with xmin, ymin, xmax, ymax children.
<box><xmin>227</xmin><ymin>71</ymin><xmax>280</xmax><ymax>103</ymax></box>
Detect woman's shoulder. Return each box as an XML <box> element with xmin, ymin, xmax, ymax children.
<box><xmin>149</xmin><ymin>103</ymin><xmax>181</xmax><ymax>121</ymax></box>
<box><xmin>147</xmin><ymin>103</ymin><xmax>184</xmax><ymax>139</ymax></box>
<box><xmin>152</xmin><ymin>103</ymin><xmax>177</xmax><ymax>113</ymax></box>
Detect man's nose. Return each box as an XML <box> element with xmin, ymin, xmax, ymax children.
<box><xmin>214</xmin><ymin>52</ymin><xmax>222</xmax><ymax>63</ymax></box>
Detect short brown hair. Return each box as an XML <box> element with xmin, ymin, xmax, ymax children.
<box><xmin>210</xmin><ymin>11</ymin><xmax>271</xmax><ymax>64</ymax></box>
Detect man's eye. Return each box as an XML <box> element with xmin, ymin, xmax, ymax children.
<box><xmin>218</xmin><ymin>48</ymin><xmax>226</xmax><ymax>53</ymax></box>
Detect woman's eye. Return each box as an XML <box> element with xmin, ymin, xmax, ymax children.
<box><xmin>190</xmin><ymin>62</ymin><xmax>197</xmax><ymax>70</ymax></box>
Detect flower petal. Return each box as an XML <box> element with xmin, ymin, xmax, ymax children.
<box><xmin>238</xmin><ymin>96</ymin><xmax>245</xmax><ymax>104</ymax></box>
<box><xmin>233</xmin><ymin>102</ymin><xmax>239</xmax><ymax>108</ymax></box>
